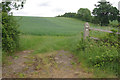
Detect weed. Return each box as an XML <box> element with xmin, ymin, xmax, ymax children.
<box><xmin>18</xmin><ymin>73</ymin><xmax>25</xmax><ymax>78</ymax></box>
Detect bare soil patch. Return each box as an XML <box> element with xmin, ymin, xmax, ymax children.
<box><xmin>3</xmin><ymin>50</ymin><xmax>93</xmax><ymax>78</ymax></box>
<box><xmin>2</xmin><ymin>50</ymin><xmax>34</xmax><ymax>78</ymax></box>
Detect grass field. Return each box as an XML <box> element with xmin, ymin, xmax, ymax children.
<box><xmin>19</xmin><ymin>35</ymin><xmax>79</xmax><ymax>53</ymax></box>
<box><xmin>16</xmin><ymin>16</ymin><xmax>114</xmax><ymax>36</ymax></box>
<box><xmin>16</xmin><ymin>16</ymin><xmax>84</xmax><ymax>36</ymax></box>
<box><xmin>17</xmin><ymin>16</ymin><xmax>108</xmax><ymax>52</ymax></box>
<box><xmin>16</xmin><ymin>16</ymin><xmax>84</xmax><ymax>52</ymax></box>
<box><xmin>16</xmin><ymin>16</ymin><xmax>114</xmax><ymax>52</ymax></box>
<box><xmin>12</xmin><ymin>16</ymin><xmax>118</xmax><ymax>78</ymax></box>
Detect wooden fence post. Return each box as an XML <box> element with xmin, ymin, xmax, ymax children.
<box><xmin>84</xmin><ymin>22</ymin><xmax>90</xmax><ymax>40</ymax></box>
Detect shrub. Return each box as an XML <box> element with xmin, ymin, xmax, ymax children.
<box><xmin>2</xmin><ymin>12</ymin><xmax>20</xmax><ymax>54</ymax></box>
<box><xmin>109</xmin><ymin>20</ymin><xmax>119</xmax><ymax>27</ymax></box>
<box><xmin>75</xmin><ymin>31</ymin><xmax>119</xmax><ymax>76</ymax></box>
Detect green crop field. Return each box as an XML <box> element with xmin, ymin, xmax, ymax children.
<box><xmin>15</xmin><ymin>16</ymin><xmax>84</xmax><ymax>51</ymax></box>
<box><xmin>16</xmin><ymin>16</ymin><xmax>114</xmax><ymax>36</ymax></box>
<box><xmin>16</xmin><ymin>16</ymin><xmax>115</xmax><ymax>53</ymax></box>
<box><xmin>16</xmin><ymin>16</ymin><xmax>86</xmax><ymax>36</ymax></box>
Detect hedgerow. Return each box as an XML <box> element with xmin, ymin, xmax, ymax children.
<box><xmin>2</xmin><ymin>12</ymin><xmax>20</xmax><ymax>54</ymax></box>
<box><xmin>75</xmin><ymin>30</ymin><xmax>119</xmax><ymax>77</ymax></box>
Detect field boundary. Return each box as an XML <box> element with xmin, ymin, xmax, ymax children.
<box><xmin>84</xmin><ymin>22</ymin><xmax>120</xmax><ymax>40</ymax></box>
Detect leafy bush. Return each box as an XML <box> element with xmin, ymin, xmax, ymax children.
<box><xmin>109</xmin><ymin>20</ymin><xmax>119</xmax><ymax>27</ymax></box>
<box><xmin>75</xmin><ymin>31</ymin><xmax>119</xmax><ymax>76</ymax></box>
<box><xmin>2</xmin><ymin>12</ymin><xmax>20</xmax><ymax>54</ymax></box>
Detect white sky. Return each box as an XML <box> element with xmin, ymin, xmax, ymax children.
<box><xmin>12</xmin><ymin>0</ymin><xmax>120</xmax><ymax>17</ymax></box>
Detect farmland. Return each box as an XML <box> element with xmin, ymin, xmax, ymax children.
<box><xmin>16</xmin><ymin>16</ymin><xmax>110</xmax><ymax>52</ymax></box>
<box><xmin>16</xmin><ymin>16</ymin><xmax>113</xmax><ymax>36</ymax></box>
<box><xmin>18</xmin><ymin>17</ymin><xmax>118</xmax><ymax>78</ymax></box>
<box><xmin>15</xmin><ymin>16</ymin><xmax>84</xmax><ymax>52</ymax></box>
<box><xmin>2</xmin><ymin>0</ymin><xmax>119</xmax><ymax>78</ymax></box>
<box><xmin>3</xmin><ymin>16</ymin><xmax>118</xmax><ymax>78</ymax></box>
<box><xmin>16</xmin><ymin>16</ymin><xmax>84</xmax><ymax>36</ymax></box>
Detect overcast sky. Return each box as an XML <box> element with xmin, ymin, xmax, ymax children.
<box><xmin>12</xmin><ymin>0</ymin><xmax>120</xmax><ymax>17</ymax></box>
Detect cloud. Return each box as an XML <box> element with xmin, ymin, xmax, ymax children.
<box><xmin>38</xmin><ymin>2</ymin><xmax>50</xmax><ymax>7</ymax></box>
<box><xmin>119</xmin><ymin>1</ymin><xmax>120</xmax><ymax>11</ymax></box>
<box><xmin>12</xmin><ymin>0</ymin><xmax>119</xmax><ymax>17</ymax></box>
<box><xmin>52</xmin><ymin>8</ymin><xmax>65</xmax><ymax>12</ymax></box>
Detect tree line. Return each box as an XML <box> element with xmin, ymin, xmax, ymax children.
<box><xmin>57</xmin><ymin>1</ymin><xmax>120</xmax><ymax>26</ymax></box>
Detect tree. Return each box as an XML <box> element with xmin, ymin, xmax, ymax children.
<box><xmin>2</xmin><ymin>1</ymin><xmax>25</xmax><ymax>13</ymax></box>
<box><xmin>57</xmin><ymin>12</ymin><xmax>77</xmax><ymax>18</ymax></box>
<box><xmin>118</xmin><ymin>16</ymin><xmax>120</xmax><ymax>22</ymax></box>
<box><xmin>92</xmin><ymin>1</ymin><xmax>119</xmax><ymax>26</ymax></box>
<box><xmin>77</xmin><ymin>8</ymin><xmax>92</xmax><ymax>22</ymax></box>
<box><xmin>1</xmin><ymin>1</ymin><xmax>26</xmax><ymax>54</ymax></box>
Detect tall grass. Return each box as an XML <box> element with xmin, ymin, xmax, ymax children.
<box><xmin>19</xmin><ymin>34</ymin><xmax>80</xmax><ymax>54</ymax></box>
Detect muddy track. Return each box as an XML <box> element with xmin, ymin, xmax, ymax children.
<box><xmin>2</xmin><ymin>50</ymin><xmax>93</xmax><ymax>78</ymax></box>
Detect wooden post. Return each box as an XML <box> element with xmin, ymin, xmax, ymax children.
<box><xmin>84</xmin><ymin>22</ymin><xmax>90</xmax><ymax>40</ymax></box>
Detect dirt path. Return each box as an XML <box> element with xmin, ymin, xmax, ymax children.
<box><xmin>2</xmin><ymin>50</ymin><xmax>93</xmax><ymax>78</ymax></box>
<box><xmin>2</xmin><ymin>50</ymin><xmax>34</xmax><ymax>78</ymax></box>
<box><xmin>49</xmin><ymin>50</ymin><xmax>92</xmax><ymax>78</ymax></box>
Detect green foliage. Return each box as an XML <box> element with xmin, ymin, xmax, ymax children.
<box><xmin>57</xmin><ymin>8</ymin><xmax>92</xmax><ymax>22</ymax></box>
<box><xmin>57</xmin><ymin>1</ymin><xmax>119</xmax><ymax>26</ymax></box>
<box><xmin>118</xmin><ymin>16</ymin><xmax>120</xmax><ymax>22</ymax></box>
<box><xmin>2</xmin><ymin>12</ymin><xmax>20</xmax><ymax>53</ymax></box>
<box><xmin>109</xmin><ymin>20</ymin><xmax>119</xmax><ymax>27</ymax></box>
<box><xmin>1</xmin><ymin>1</ymin><xmax>26</xmax><ymax>13</ymax></box>
<box><xmin>74</xmin><ymin>31</ymin><xmax>119</xmax><ymax>77</ymax></box>
<box><xmin>92</xmin><ymin>1</ymin><xmax>119</xmax><ymax>26</ymax></box>
<box><xmin>57</xmin><ymin>12</ymin><xmax>77</xmax><ymax>18</ymax></box>
<box><xmin>18</xmin><ymin>73</ymin><xmax>25</xmax><ymax>78</ymax></box>
<box><xmin>91</xmin><ymin>16</ymin><xmax>100</xmax><ymax>24</ymax></box>
<box><xmin>77</xmin><ymin>8</ymin><xmax>92</xmax><ymax>22</ymax></box>
<box><xmin>1</xmin><ymin>1</ymin><xmax>25</xmax><ymax>54</ymax></box>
